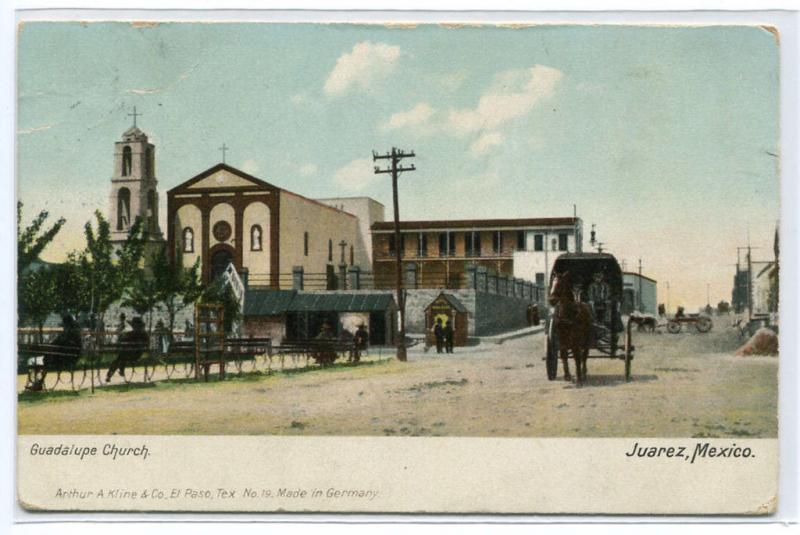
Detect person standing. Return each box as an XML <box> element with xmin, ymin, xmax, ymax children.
<box><xmin>443</xmin><ymin>319</ymin><xmax>454</xmax><ymax>354</ymax></box>
<box><xmin>433</xmin><ymin>317</ymin><xmax>444</xmax><ymax>354</ymax></box>
<box><xmin>353</xmin><ymin>323</ymin><xmax>369</xmax><ymax>363</ymax></box>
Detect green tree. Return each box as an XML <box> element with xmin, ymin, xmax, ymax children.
<box><xmin>18</xmin><ymin>267</ymin><xmax>58</xmax><ymax>342</ymax></box>
<box><xmin>122</xmin><ymin>270</ymin><xmax>160</xmax><ymax>334</ymax></box>
<box><xmin>201</xmin><ymin>277</ymin><xmax>242</xmax><ymax>334</ymax></box>
<box><xmin>80</xmin><ymin>211</ymin><xmax>146</xmax><ymax>326</ymax></box>
<box><xmin>17</xmin><ymin>201</ymin><xmax>65</xmax><ymax>273</ymax></box>
<box><xmin>151</xmin><ymin>245</ymin><xmax>203</xmax><ymax>339</ymax></box>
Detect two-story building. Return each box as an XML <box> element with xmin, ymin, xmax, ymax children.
<box><xmin>370</xmin><ymin>217</ymin><xmax>583</xmax><ymax>292</ymax></box>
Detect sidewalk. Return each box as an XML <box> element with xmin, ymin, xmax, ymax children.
<box><xmin>479</xmin><ymin>324</ymin><xmax>544</xmax><ymax>345</ymax></box>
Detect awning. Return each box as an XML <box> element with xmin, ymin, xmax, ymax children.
<box><xmin>244</xmin><ymin>290</ymin><xmax>396</xmax><ymax>316</ymax></box>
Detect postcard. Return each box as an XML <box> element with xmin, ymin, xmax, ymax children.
<box><xmin>15</xmin><ymin>18</ymin><xmax>781</xmax><ymax>514</ymax></box>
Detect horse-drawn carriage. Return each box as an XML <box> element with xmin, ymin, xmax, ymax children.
<box><xmin>545</xmin><ymin>252</ymin><xmax>634</xmax><ymax>384</ymax></box>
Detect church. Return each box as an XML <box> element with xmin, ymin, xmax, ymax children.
<box><xmin>106</xmin><ymin>117</ymin><xmax>384</xmax><ymax>288</ymax></box>
<box><xmin>166</xmin><ymin>163</ymin><xmax>383</xmax><ymax>286</ymax></box>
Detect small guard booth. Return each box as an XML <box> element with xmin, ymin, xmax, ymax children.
<box><xmin>425</xmin><ymin>292</ymin><xmax>469</xmax><ymax>347</ymax></box>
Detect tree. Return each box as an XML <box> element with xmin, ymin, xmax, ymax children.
<box><xmin>201</xmin><ymin>277</ymin><xmax>241</xmax><ymax>334</ymax></box>
<box><xmin>18</xmin><ymin>266</ymin><xmax>58</xmax><ymax>342</ymax></box>
<box><xmin>122</xmin><ymin>271</ymin><xmax>160</xmax><ymax>334</ymax></box>
<box><xmin>151</xmin><ymin>245</ymin><xmax>203</xmax><ymax>339</ymax></box>
<box><xmin>17</xmin><ymin>202</ymin><xmax>65</xmax><ymax>341</ymax></box>
<box><xmin>18</xmin><ymin>201</ymin><xmax>65</xmax><ymax>273</ymax></box>
<box><xmin>80</xmin><ymin>211</ymin><xmax>146</xmax><ymax>326</ymax></box>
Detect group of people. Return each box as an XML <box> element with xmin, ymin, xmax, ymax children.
<box><xmin>432</xmin><ymin>317</ymin><xmax>455</xmax><ymax>354</ymax></box>
<box><xmin>316</xmin><ymin>321</ymin><xmax>370</xmax><ymax>363</ymax></box>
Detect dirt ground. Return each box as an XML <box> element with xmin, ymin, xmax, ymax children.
<box><xmin>17</xmin><ymin>321</ymin><xmax>778</xmax><ymax>437</ymax></box>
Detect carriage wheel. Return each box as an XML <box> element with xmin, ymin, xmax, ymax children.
<box><xmin>70</xmin><ymin>368</ymin><xmax>88</xmax><ymax>391</ymax></box>
<box><xmin>121</xmin><ymin>366</ymin><xmax>135</xmax><ymax>384</ymax></box>
<box><xmin>696</xmin><ymin>317</ymin><xmax>713</xmax><ymax>333</ymax></box>
<box><xmin>164</xmin><ymin>360</ymin><xmax>176</xmax><ymax>379</ymax></box>
<box><xmin>545</xmin><ymin>330</ymin><xmax>558</xmax><ymax>381</ymax></box>
<box><xmin>667</xmin><ymin>321</ymin><xmax>681</xmax><ymax>334</ymax></box>
<box><xmin>624</xmin><ymin>319</ymin><xmax>633</xmax><ymax>382</ymax></box>
<box><xmin>44</xmin><ymin>370</ymin><xmax>62</xmax><ymax>392</ymax></box>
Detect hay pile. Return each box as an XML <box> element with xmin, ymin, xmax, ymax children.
<box><xmin>735</xmin><ymin>328</ymin><xmax>778</xmax><ymax>356</ymax></box>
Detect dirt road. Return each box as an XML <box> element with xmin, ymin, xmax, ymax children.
<box><xmin>18</xmin><ymin>323</ymin><xmax>777</xmax><ymax>437</ymax></box>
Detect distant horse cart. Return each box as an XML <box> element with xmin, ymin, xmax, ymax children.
<box><xmin>666</xmin><ymin>312</ymin><xmax>713</xmax><ymax>334</ymax></box>
<box><xmin>545</xmin><ymin>253</ymin><xmax>634</xmax><ymax>385</ymax></box>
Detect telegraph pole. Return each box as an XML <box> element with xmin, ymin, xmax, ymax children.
<box><xmin>638</xmin><ymin>258</ymin><xmax>643</xmax><ymax>312</ymax></box>
<box><xmin>373</xmin><ymin>147</ymin><xmax>416</xmax><ymax>361</ymax></box>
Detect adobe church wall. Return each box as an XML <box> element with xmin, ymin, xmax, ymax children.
<box><xmin>278</xmin><ymin>192</ymin><xmax>361</xmax><ymax>281</ymax></box>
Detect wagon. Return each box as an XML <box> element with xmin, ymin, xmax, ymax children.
<box><xmin>666</xmin><ymin>314</ymin><xmax>713</xmax><ymax>334</ymax></box>
<box><xmin>545</xmin><ymin>252</ymin><xmax>635</xmax><ymax>382</ymax></box>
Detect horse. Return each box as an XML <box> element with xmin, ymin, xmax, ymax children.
<box><xmin>549</xmin><ymin>271</ymin><xmax>594</xmax><ymax>386</ymax></box>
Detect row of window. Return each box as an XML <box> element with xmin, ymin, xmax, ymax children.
<box><xmin>182</xmin><ymin>224</ymin><xmax>264</xmax><ymax>253</ymax></box>
<box><xmin>386</xmin><ymin>231</ymin><xmax>570</xmax><ymax>258</ymax></box>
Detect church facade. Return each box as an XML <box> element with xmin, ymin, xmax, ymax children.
<box><xmin>166</xmin><ymin>163</ymin><xmax>374</xmax><ymax>286</ymax></box>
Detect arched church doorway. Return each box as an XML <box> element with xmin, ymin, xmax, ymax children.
<box><xmin>210</xmin><ymin>248</ymin><xmax>234</xmax><ymax>281</ymax></box>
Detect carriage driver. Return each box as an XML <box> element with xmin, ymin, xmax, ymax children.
<box><xmin>587</xmin><ymin>271</ymin><xmax>611</xmax><ymax>325</ymax></box>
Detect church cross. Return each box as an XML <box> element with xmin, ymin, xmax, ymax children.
<box><xmin>127</xmin><ymin>105</ymin><xmax>142</xmax><ymax>127</ymax></box>
<box><xmin>219</xmin><ymin>143</ymin><xmax>229</xmax><ymax>164</ymax></box>
<box><xmin>339</xmin><ymin>240</ymin><xmax>348</xmax><ymax>265</ymax></box>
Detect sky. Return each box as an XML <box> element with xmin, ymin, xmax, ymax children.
<box><xmin>16</xmin><ymin>22</ymin><xmax>779</xmax><ymax>309</ymax></box>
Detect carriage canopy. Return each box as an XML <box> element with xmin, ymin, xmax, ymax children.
<box><xmin>549</xmin><ymin>253</ymin><xmax>624</xmax><ymax>301</ymax></box>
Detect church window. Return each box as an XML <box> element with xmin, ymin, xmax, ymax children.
<box><xmin>349</xmin><ymin>245</ymin><xmax>354</xmax><ymax>265</ymax></box>
<box><xmin>145</xmin><ymin>147</ymin><xmax>153</xmax><ymax>177</ymax></box>
<box><xmin>328</xmin><ymin>239</ymin><xmax>333</xmax><ymax>262</ymax></box>
<box><xmin>182</xmin><ymin>227</ymin><xmax>194</xmax><ymax>253</ymax></box>
<box><xmin>117</xmin><ymin>188</ymin><xmax>131</xmax><ymax>231</ymax></box>
<box><xmin>122</xmin><ymin>146</ymin><xmax>132</xmax><ymax>176</ymax></box>
<box><xmin>304</xmin><ymin>232</ymin><xmax>309</xmax><ymax>256</ymax></box>
<box><xmin>251</xmin><ymin>225</ymin><xmax>263</xmax><ymax>251</ymax></box>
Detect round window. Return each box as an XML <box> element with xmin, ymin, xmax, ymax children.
<box><xmin>212</xmin><ymin>221</ymin><xmax>232</xmax><ymax>242</ymax></box>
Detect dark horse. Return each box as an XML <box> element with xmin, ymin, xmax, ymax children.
<box><xmin>549</xmin><ymin>271</ymin><xmax>593</xmax><ymax>385</ymax></box>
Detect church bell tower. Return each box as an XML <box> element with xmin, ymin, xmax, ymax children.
<box><xmin>108</xmin><ymin>107</ymin><xmax>164</xmax><ymax>255</ymax></box>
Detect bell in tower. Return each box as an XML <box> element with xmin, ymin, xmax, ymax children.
<box><xmin>108</xmin><ymin>106</ymin><xmax>165</xmax><ymax>254</ymax></box>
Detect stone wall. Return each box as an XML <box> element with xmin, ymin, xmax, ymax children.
<box><xmin>474</xmin><ymin>291</ymin><xmax>531</xmax><ymax>336</ymax></box>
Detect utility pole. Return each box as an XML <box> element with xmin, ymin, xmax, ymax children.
<box><xmin>373</xmin><ymin>147</ymin><xmax>416</xmax><ymax>362</ymax></box>
<box><xmin>638</xmin><ymin>258</ymin><xmax>643</xmax><ymax>312</ymax></box>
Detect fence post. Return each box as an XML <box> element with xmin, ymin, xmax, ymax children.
<box><xmin>292</xmin><ymin>266</ymin><xmax>304</xmax><ymax>290</ymax></box>
<box><xmin>348</xmin><ymin>266</ymin><xmax>361</xmax><ymax>290</ymax></box>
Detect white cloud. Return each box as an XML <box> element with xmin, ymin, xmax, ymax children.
<box><xmin>470</xmin><ymin>131</ymin><xmax>504</xmax><ymax>154</ymax></box>
<box><xmin>333</xmin><ymin>158</ymin><xmax>376</xmax><ymax>192</ymax></box>
<box><xmin>445</xmin><ymin>65</ymin><xmax>563</xmax><ymax>135</ymax></box>
<box><xmin>381</xmin><ymin>103</ymin><xmax>434</xmax><ymax>132</ymax></box>
<box><xmin>324</xmin><ymin>41</ymin><xmax>401</xmax><ymax>97</ymax></box>
<box><xmin>377</xmin><ymin>64</ymin><xmax>563</xmax><ymax>147</ymax></box>
<box><xmin>241</xmin><ymin>159</ymin><xmax>260</xmax><ymax>175</ymax></box>
<box><xmin>299</xmin><ymin>163</ymin><xmax>318</xmax><ymax>176</ymax></box>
